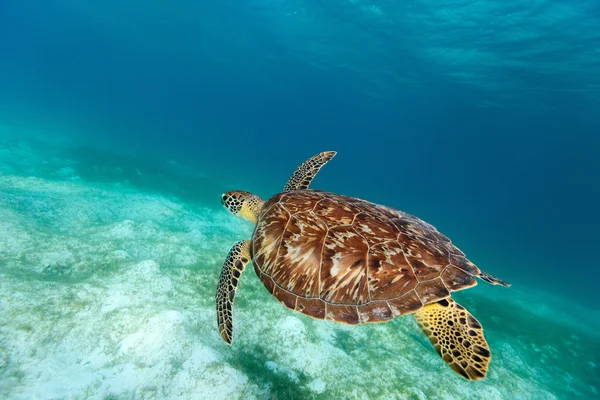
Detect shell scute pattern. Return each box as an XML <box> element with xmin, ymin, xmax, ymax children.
<box><xmin>415</xmin><ymin>278</ymin><xmax>451</xmax><ymax>303</ymax></box>
<box><xmin>403</xmin><ymin>239</ymin><xmax>449</xmax><ymax>282</ymax></box>
<box><xmin>325</xmin><ymin>304</ymin><xmax>360</xmax><ymax>324</ymax></box>
<box><xmin>321</xmin><ymin>225</ymin><xmax>370</xmax><ymax>305</ymax></box>
<box><xmin>295</xmin><ymin>297</ymin><xmax>326</xmax><ymax>319</ymax></box>
<box><xmin>252</xmin><ymin>202</ymin><xmax>288</xmax><ymax>276</ymax></box>
<box><xmin>367</xmin><ymin>241</ymin><xmax>417</xmax><ymax>300</ymax></box>
<box><xmin>448</xmin><ymin>250</ymin><xmax>481</xmax><ymax>276</ymax></box>
<box><xmin>252</xmin><ymin>191</ymin><xmax>479</xmax><ymax>324</ymax></box>
<box><xmin>387</xmin><ymin>291</ymin><xmax>423</xmax><ymax>316</ymax></box>
<box><xmin>313</xmin><ymin>196</ymin><xmax>361</xmax><ymax>225</ymax></box>
<box><xmin>279</xmin><ymin>190</ymin><xmax>324</xmax><ymax>214</ymax></box>
<box><xmin>357</xmin><ymin>301</ymin><xmax>395</xmax><ymax>323</ymax></box>
<box><xmin>274</xmin><ymin>211</ymin><xmax>327</xmax><ymax>297</ymax></box>
<box><xmin>392</xmin><ymin>217</ymin><xmax>439</xmax><ymax>243</ymax></box>
<box><xmin>352</xmin><ymin>211</ymin><xmax>399</xmax><ymax>244</ymax></box>
<box><xmin>442</xmin><ymin>265</ymin><xmax>477</xmax><ymax>290</ymax></box>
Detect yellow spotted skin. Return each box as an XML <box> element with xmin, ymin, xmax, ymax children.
<box><xmin>414</xmin><ymin>298</ymin><xmax>491</xmax><ymax>380</ymax></box>
<box><xmin>216</xmin><ymin>240</ymin><xmax>251</xmax><ymax>345</ymax></box>
<box><xmin>221</xmin><ymin>191</ymin><xmax>264</xmax><ymax>224</ymax></box>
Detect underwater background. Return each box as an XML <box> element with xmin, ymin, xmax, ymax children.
<box><xmin>0</xmin><ymin>1</ymin><xmax>599</xmax><ymax>399</ymax></box>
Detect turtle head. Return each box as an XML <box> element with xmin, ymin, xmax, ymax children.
<box><xmin>221</xmin><ymin>190</ymin><xmax>264</xmax><ymax>224</ymax></box>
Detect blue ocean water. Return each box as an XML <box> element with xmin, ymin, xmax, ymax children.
<box><xmin>1</xmin><ymin>1</ymin><xmax>599</xmax><ymax>399</ymax></box>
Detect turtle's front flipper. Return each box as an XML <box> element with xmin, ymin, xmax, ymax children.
<box><xmin>414</xmin><ymin>299</ymin><xmax>490</xmax><ymax>380</ymax></box>
<box><xmin>283</xmin><ymin>151</ymin><xmax>336</xmax><ymax>192</ymax></box>
<box><xmin>216</xmin><ymin>240</ymin><xmax>251</xmax><ymax>345</ymax></box>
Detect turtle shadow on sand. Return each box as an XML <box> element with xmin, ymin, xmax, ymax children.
<box><xmin>223</xmin><ymin>346</ymin><xmax>315</xmax><ymax>400</ymax></box>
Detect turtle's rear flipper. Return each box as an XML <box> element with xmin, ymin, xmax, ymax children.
<box><xmin>479</xmin><ymin>271</ymin><xmax>511</xmax><ymax>287</ymax></box>
<box><xmin>283</xmin><ymin>151</ymin><xmax>336</xmax><ymax>192</ymax></box>
<box><xmin>216</xmin><ymin>240</ymin><xmax>251</xmax><ymax>345</ymax></box>
<box><xmin>414</xmin><ymin>299</ymin><xmax>490</xmax><ymax>380</ymax></box>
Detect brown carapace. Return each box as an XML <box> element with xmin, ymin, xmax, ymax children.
<box><xmin>217</xmin><ymin>151</ymin><xmax>510</xmax><ymax>380</ymax></box>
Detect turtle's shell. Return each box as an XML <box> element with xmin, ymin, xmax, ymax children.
<box><xmin>251</xmin><ymin>190</ymin><xmax>480</xmax><ymax>324</ymax></box>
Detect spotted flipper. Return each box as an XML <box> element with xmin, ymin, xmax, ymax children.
<box><xmin>283</xmin><ymin>151</ymin><xmax>336</xmax><ymax>192</ymax></box>
<box><xmin>216</xmin><ymin>240</ymin><xmax>251</xmax><ymax>345</ymax></box>
<box><xmin>414</xmin><ymin>298</ymin><xmax>491</xmax><ymax>380</ymax></box>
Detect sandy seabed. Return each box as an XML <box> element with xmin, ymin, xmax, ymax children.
<box><xmin>0</xmin><ymin>131</ymin><xmax>598</xmax><ymax>399</ymax></box>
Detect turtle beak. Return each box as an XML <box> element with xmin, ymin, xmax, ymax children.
<box><xmin>221</xmin><ymin>193</ymin><xmax>232</xmax><ymax>213</ymax></box>
<box><xmin>221</xmin><ymin>192</ymin><xmax>239</xmax><ymax>215</ymax></box>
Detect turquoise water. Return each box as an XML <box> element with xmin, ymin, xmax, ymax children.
<box><xmin>1</xmin><ymin>1</ymin><xmax>599</xmax><ymax>399</ymax></box>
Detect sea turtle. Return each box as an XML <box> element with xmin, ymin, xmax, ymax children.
<box><xmin>217</xmin><ymin>151</ymin><xmax>510</xmax><ymax>380</ymax></box>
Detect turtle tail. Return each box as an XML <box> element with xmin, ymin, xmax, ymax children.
<box><xmin>478</xmin><ymin>271</ymin><xmax>510</xmax><ymax>287</ymax></box>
